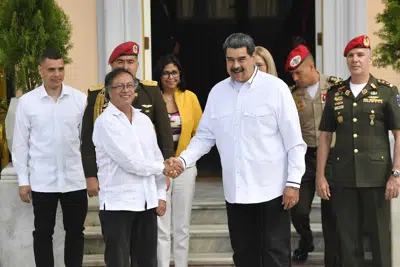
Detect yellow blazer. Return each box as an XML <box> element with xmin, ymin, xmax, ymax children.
<box><xmin>174</xmin><ymin>90</ymin><xmax>203</xmax><ymax>157</ymax></box>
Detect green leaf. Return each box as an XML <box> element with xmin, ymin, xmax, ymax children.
<box><xmin>0</xmin><ymin>0</ymin><xmax>73</xmax><ymax>93</ymax></box>
<box><xmin>373</xmin><ymin>0</ymin><xmax>400</xmax><ymax>72</ymax></box>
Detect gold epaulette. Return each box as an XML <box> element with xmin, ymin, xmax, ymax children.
<box><xmin>328</xmin><ymin>76</ymin><xmax>343</xmax><ymax>85</ymax></box>
<box><xmin>93</xmin><ymin>89</ymin><xmax>108</xmax><ymax>123</ymax></box>
<box><xmin>377</xmin><ymin>79</ymin><xmax>394</xmax><ymax>88</ymax></box>
<box><xmin>140</xmin><ymin>80</ymin><xmax>158</xmax><ymax>87</ymax></box>
<box><xmin>329</xmin><ymin>80</ymin><xmax>345</xmax><ymax>91</ymax></box>
<box><xmin>89</xmin><ymin>84</ymin><xmax>105</xmax><ymax>91</ymax></box>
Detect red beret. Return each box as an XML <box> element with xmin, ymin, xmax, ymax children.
<box><xmin>285</xmin><ymin>45</ymin><xmax>310</xmax><ymax>72</ymax></box>
<box><xmin>343</xmin><ymin>35</ymin><xmax>370</xmax><ymax>57</ymax></box>
<box><xmin>108</xmin><ymin>41</ymin><xmax>140</xmax><ymax>64</ymax></box>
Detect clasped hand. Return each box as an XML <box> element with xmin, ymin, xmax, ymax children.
<box><xmin>163</xmin><ymin>157</ymin><xmax>184</xmax><ymax>178</ymax></box>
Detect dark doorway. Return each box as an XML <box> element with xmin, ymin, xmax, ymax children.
<box><xmin>151</xmin><ymin>0</ymin><xmax>315</xmax><ymax>177</ymax></box>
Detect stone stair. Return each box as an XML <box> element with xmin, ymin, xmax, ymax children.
<box><xmin>82</xmin><ymin>181</ymin><xmax>371</xmax><ymax>266</ymax></box>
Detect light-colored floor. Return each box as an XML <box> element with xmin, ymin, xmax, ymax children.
<box><xmin>193</xmin><ymin>177</ymin><xmax>224</xmax><ymax>203</ymax></box>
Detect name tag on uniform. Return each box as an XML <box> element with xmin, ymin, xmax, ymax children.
<box><xmin>363</xmin><ymin>99</ymin><xmax>383</xmax><ymax>104</ymax></box>
<box><xmin>334</xmin><ymin>105</ymin><xmax>344</xmax><ymax>110</ymax></box>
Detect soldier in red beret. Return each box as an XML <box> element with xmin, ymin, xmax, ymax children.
<box><xmin>81</xmin><ymin>41</ymin><xmax>174</xmax><ymax>206</ymax></box>
<box><xmin>286</xmin><ymin>45</ymin><xmax>342</xmax><ymax>266</ymax></box>
<box><xmin>317</xmin><ymin>35</ymin><xmax>400</xmax><ymax>267</ymax></box>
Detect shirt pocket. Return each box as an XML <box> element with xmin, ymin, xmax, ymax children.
<box><xmin>65</xmin><ymin>156</ymin><xmax>85</xmax><ymax>184</ymax></box>
<box><xmin>30</xmin><ymin>157</ymin><xmax>57</xmax><ymax>182</ymax></box>
<box><xmin>210</xmin><ymin>110</ymin><xmax>233</xmax><ymax>136</ymax></box>
<box><xmin>243</xmin><ymin>105</ymin><xmax>277</xmax><ymax>136</ymax></box>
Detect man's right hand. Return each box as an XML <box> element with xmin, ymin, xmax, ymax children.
<box><xmin>86</xmin><ymin>177</ymin><xmax>99</xmax><ymax>197</ymax></box>
<box><xmin>163</xmin><ymin>157</ymin><xmax>184</xmax><ymax>178</ymax></box>
<box><xmin>19</xmin><ymin>186</ymin><xmax>32</xmax><ymax>203</ymax></box>
<box><xmin>316</xmin><ymin>175</ymin><xmax>331</xmax><ymax>200</ymax></box>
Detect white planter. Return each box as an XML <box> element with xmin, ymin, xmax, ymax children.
<box><xmin>5</xmin><ymin>97</ymin><xmax>20</xmax><ymax>153</ymax></box>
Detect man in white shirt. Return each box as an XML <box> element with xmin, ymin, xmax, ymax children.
<box><xmin>12</xmin><ymin>48</ymin><xmax>88</xmax><ymax>267</ymax></box>
<box><xmin>93</xmin><ymin>68</ymin><xmax>176</xmax><ymax>267</ymax></box>
<box><xmin>285</xmin><ymin>45</ymin><xmax>341</xmax><ymax>265</ymax></box>
<box><xmin>172</xmin><ymin>33</ymin><xmax>307</xmax><ymax>267</ymax></box>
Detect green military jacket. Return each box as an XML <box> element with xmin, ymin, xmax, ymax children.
<box><xmin>81</xmin><ymin>79</ymin><xmax>174</xmax><ymax>178</ymax></box>
<box><xmin>319</xmin><ymin>75</ymin><xmax>400</xmax><ymax>187</ymax></box>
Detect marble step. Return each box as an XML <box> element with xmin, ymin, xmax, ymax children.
<box><xmin>84</xmin><ymin>223</ymin><xmax>340</xmax><ymax>255</ymax></box>
<box><xmin>85</xmin><ymin>198</ymin><xmax>322</xmax><ymax>227</ymax></box>
<box><xmin>82</xmin><ymin>252</ymin><xmax>372</xmax><ymax>267</ymax></box>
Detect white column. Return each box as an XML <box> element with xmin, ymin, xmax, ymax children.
<box><xmin>97</xmin><ymin>0</ymin><xmax>145</xmax><ymax>82</ymax></box>
<box><xmin>322</xmin><ymin>0</ymin><xmax>367</xmax><ymax>78</ymax></box>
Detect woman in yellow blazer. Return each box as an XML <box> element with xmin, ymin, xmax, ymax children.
<box><xmin>153</xmin><ymin>54</ymin><xmax>202</xmax><ymax>267</ymax></box>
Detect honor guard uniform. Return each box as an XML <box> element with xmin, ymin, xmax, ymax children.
<box><xmin>319</xmin><ymin>35</ymin><xmax>400</xmax><ymax>267</ymax></box>
<box><xmin>286</xmin><ymin>45</ymin><xmax>341</xmax><ymax>266</ymax></box>
<box><xmin>81</xmin><ymin>42</ymin><xmax>174</xmax><ymax>179</ymax></box>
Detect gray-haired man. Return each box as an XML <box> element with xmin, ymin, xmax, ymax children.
<box><xmin>170</xmin><ymin>33</ymin><xmax>307</xmax><ymax>267</ymax></box>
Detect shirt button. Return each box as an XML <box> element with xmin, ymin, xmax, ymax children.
<box><xmin>353</xmin><ymin>133</ymin><xmax>358</xmax><ymax>138</ymax></box>
<box><xmin>353</xmin><ymin>118</ymin><xmax>358</xmax><ymax>122</ymax></box>
<box><xmin>354</xmin><ymin>149</ymin><xmax>359</xmax><ymax>153</ymax></box>
<box><xmin>353</xmin><ymin>103</ymin><xmax>357</xmax><ymax>107</ymax></box>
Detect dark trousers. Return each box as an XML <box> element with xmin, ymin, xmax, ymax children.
<box><xmin>321</xmin><ymin>198</ymin><xmax>341</xmax><ymax>267</ymax></box>
<box><xmin>99</xmin><ymin>208</ymin><xmax>157</xmax><ymax>267</ymax></box>
<box><xmin>226</xmin><ymin>196</ymin><xmax>291</xmax><ymax>267</ymax></box>
<box><xmin>31</xmin><ymin>189</ymin><xmax>88</xmax><ymax>267</ymax></box>
<box><xmin>290</xmin><ymin>148</ymin><xmax>341</xmax><ymax>266</ymax></box>
<box><xmin>332</xmin><ymin>187</ymin><xmax>391</xmax><ymax>267</ymax></box>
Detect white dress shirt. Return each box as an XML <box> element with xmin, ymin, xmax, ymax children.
<box><xmin>12</xmin><ymin>84</ymin><xmax>87</xmax><ymax>193</ymax></box>
<box><xmin>179</xmin><ymin>68</ymin><xmax>307</xmax><ymax>204</ymax></box>
<box><xmin>93</xmin><ymin>103</ymin><xmax>166</xmax><ymax>211</ymax></box>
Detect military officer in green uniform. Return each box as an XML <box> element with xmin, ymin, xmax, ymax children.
<box><xmin>285</xmin><ymin>45</ymin><xmax>342</xmax><ymax>266</ymax></box>
<box><xmin>81</xmin><ymin>41</ymin><xmax>174</xmax><ymax>200</ymax></box>
<box><xmin>317</xmin><ymin>35</ymin><xmax>400</xmax><ymax>267</ymax></box>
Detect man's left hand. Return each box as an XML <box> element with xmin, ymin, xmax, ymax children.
<box><xmin>282</xmin><ymin>186</ymin><xmax>299</xmax><ymax>210</ymax></box>
<box><xmin>385</xmin><ymin>176</ymin><xmax>400</xmax><ymax>200</ymax></box>
<box><xmin>156</xmin><ymin>200</ymin><xmax>167</xmax><ymax>216</ymax></box>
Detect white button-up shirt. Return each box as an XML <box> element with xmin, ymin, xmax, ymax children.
<box><xmin>12</xmin><ymin>84</ymin><xmax>87</xmax><ymax>193</ymax></box>
<box><xmin>93</xmin><ymin>103</ymin><xmax>166</xmax><ymax>211</ymax></box>
<box><xmin>179</xmin><ymin>68</ymin><xmax>307</xmax><ymax>204</ymax></box>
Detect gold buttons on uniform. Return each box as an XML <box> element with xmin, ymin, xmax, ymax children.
<box><xmin>336</xmin><ymin>157</ymin><xmax>340</xmax><ymax>161</ymax></box>
<box><xmin>381</xmin><ymin>156</ymin><xmax>384</xmax><ymax>160</ymax></box>
<box><xmin>353</xmin><ymin>134</ymin><xmax>358</xmax><ymax>138</ymax></box>
<box><xmin>353</xmin><ymin>103</ymin><xmax>357</xmax><ymax>107</ymax></box>
<box><xmin>354</xmin><ymin>149</ymin><xmax>359</xmax><ymax>153</ymax></box>
<box><xmin>371</xmin><ymin>110</ymin><xmax>375</xmax><ymax>114</ymax></box>
<box><xmin>353</xmin><ymin>118</ymin><xmax>358</xmax><ymax>122</ymax></box>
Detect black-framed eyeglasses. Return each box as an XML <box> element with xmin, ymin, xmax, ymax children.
<box><xmin>109</xmin><ymin>81</ymin><xmax>138</xmax><ymax>91</ymax></box>
<box><xmin>161</xmin><ymin>71</ymin><xmax>180</xmax><ymax>79</ymax></box>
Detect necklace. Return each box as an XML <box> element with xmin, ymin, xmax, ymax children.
<box><xmin>163</xmin><ymin>94</ymin><xmax>173</xmax><ymax>101</ymax></box>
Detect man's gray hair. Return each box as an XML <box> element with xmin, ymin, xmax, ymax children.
<box><xmin>223</xmin><ymin>33</ymin><xmax>256</xmax><ymax>56</ymax></box>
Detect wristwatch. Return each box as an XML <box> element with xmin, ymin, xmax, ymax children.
<box><xmin>390</xmin><ymin>170</ymin><xmax>400</xmax><ymax>177</ymax></box>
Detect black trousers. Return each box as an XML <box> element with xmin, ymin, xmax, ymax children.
<box><xmin>290</xmin><ymin>147</ymin><xmax>341</xmax><ymax>266</ymax></box>
<box><xmin>332</xmin><ymin>187</ymin><xmax>391</xmax><ymax>267</ymax></box>
<box><xmin>99</xmin><ymin>208</ymin><xmax>157</xmax><ymax>267</ymax></box>
<box><xmin>226</xmin><ymin>196</ymin><xmax>291</xmax><ymax>267</ymax></box>
<box><xmin>31</xmin><ymin>189</ymin><xmax>88</xmax><ymax>267</ymax></box>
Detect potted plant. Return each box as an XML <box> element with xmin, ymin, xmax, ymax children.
<box><xmin>0</xmin><ymin>0</ymin><xmax>73</xmax><ymax>153</ymax></box>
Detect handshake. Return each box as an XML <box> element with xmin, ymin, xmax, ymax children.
<box><xmin>162</xmin><ymin>157</ymin><xmax>184</xmax><ymax>178</ymax></box>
